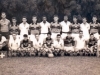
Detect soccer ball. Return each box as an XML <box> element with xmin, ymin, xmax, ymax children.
<box><xmin>48</xmin><ymin>53</ymin><xmax>54</xmax><ymax>58</ymax></box>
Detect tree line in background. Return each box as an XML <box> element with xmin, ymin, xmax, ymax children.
<box><xmin>0</xmin><ymin>0</ymin><xmax>100</xmax><ymax>23</ymax></box>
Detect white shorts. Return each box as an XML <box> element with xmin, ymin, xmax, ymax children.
<box><xmin>64</xmin><ymin>46</ymin><xmax>74</xmax><ymax>51</ymax></box>
<box><xmin>40</xmin><ymin>34</ymin><xmax>47</xmax><ymax>41</ymax></box>
<box><xmin>71</xmin><ymin>33</ymin><xmax>79</xmax><ymax>39</ymax></box>
<box><xmin>61</xmin><ymin>33</ymin><xmax>67</xmax><ymax>39</ymax></box>
<box><xmin>51</xmin><ymin>33</ymin><xmax>59</xmax><ymax>40</ymax></box>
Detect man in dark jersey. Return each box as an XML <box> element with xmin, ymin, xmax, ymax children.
<box><xmin>63</xmin><ymin>31</ymin><xmax>75</xmax><ymax>56</ymax></box>
<box><xmin>50</xmin><ymin>15</ymin><xmax>62</xmax><ymax>40</ymax></box>
<box><xmin>19</xmin><ymin>34</ymin><xmax>32</xmax><ymax>56</ymax></box>
<box><xmin>90</xmin><ymin>15</ymin><xmax>99</xmax><ymax>40</ymax></box>
<box><xmin>29</xmin><ymin>15</ymin><xmax>41</xmax><ymax>41</ymax></box>
<box><xmin>70</xmin><ymin>15</ymin><xmax>80</xmax><ymax>39</ymax></box>
<box><xmin>0</xmin><ymin>12</ymin><xmax>11</xmax><ymax>40</ymax></box>
<box><xmin>87</xmin><ymin>34</ymin><xmax>97</xmax><ymax>55</ymax></box>
<box><xmin>43</xmin><ymin>33</ymin><xmax>54</xmax><ymax>57</ymax></box>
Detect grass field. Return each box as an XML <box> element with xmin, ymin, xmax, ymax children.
<box><xmin>0</xmin><ymin>56</ymin><xmax>100</xmax><ymax>75</ymax></box>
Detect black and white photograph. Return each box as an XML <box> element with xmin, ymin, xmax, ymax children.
<box><xmin>0</xmin><ymin>0</ymin><xmax>100</xmax><ymax>75</ymax></box>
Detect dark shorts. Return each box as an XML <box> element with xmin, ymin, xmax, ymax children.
<box><xmin>0</xmin><ymin>32</ymin><xmax>9</xmax><ymax>39</ymax></box>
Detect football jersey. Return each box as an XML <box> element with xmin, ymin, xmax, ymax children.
<box><xmin>19</xmin><ymin>23</ymin><xmax>29</xmax><ymax>35</ymax></box>
<box><xmin>44</xmin><ymin>38</ymin><xmax>53</xmax><ymax>48</ymax></box>
<box><xmin>90</xmin><ymin>23</ymin><xmax>99</xmax><ymax>34</ymax></box>
<box><xmin>53</xmin><ymin>39</ymin><xmax>64</xmax><ymax>47</ymax></box>
<box><xmin>10</xmin><ymin>25</ymin><xmax>19</xmax><ymax>34</ymax></box>
<box><xmin>33</xmin><ymin>38</ymin><xmax>43</xmax><ymax>47</ymax></box>
<box><xmin>64</xmin><ymin>36</ymin><xmax>74</xmax><ymax>46</ymax></box>
<box><xmin>40</xmin><ymin>21</ymin><xmax>50</xmax><ymax>33</ymax></box>
<box><xmin>20</xmin><ymin>39</ymin><xmax>31</xmax><ymax>48</ymax></box>
<box><xmin>60</xmin><ymin>21</ymin><xmax>71</xmax><ymax>32</ymax></box>
<box><xmin>29</xmin><ymin>23</ymin><xmax>40</xmax><ymax>34</ymax></box>
<box><xmin>0</xmin><ymin>19</ymin><xmax>10</xmax><ymax>32</ymax></box>
<box><xmin>50</xmin><ymin>22</ymin><xmax>61</xmax><ymax>33</ymax></box>
<box><xmin>88</xmin><ymin>38</ymin><xmax>97</xmax><ymax>47</ymax></box>
<box><xmin>70</xmin><ymin>23</ymin><xmax>80</xmax><ymax>33</ymax></box>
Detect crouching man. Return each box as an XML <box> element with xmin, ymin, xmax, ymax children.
<box><xmin>63</xmin><ymin>32</ymin><xmax>75</xmax><ymax>56</ymax></box>
<box><xmin>53</xmin><ymin>34</ymin><xmax>64</xmax><ymax>56</ymax></box>
<box><xmin>9</xmin><ymin>34</ymin><xmax>20</xmax><ymax>57</ymax></box>
<box><xmin>43</xmin><ymin>33</ymin><xmax>54</xmax><ymax>57</ymax></box>
<box><xmin>87</xmin><ymin>34</ymin><xmax>98</xmax><ymax>56</ymax></box>
<box><xmin>19</xmin><ymin>34</ymin><xmax>33</xmax><ymax>56</ymax></box>
<box><xmin>74</xmin><ymin>31</ymin><xmax>87</xmax><ymax>56</ymax></box>
<box><xmin>33</xmin><ymin>34</ymin><xmax>43</xmax><ymax>56</ymax></box>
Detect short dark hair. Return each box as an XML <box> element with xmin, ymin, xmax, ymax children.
<box><xmin>54</xmin><ymin>15</ymin><xmax>58</xmax><ymax>17</ymax></box>
<box><xmin>47</xmin><ymin>32</ymin><xmax>51</xmax><ymax>35</ymax></box>
<box><xmin>73</xmin><ymin>15</ymin><xmax>77</xmax><ymax>18</ymax></box>
<box><xmin>1</xmin><ymin>12</ymin><xmax>6</xmax><ymax>15</ymax></box>
<box><xmin>57</xmin><ymin>34</ymin><xmax>61</xmax><ymax>37</ymax></box>
<box><xmin>12</xmin><ymin>17</ymin><xmax>17</xmax><ymax>20</ymax></box>
<box><xmin>92</xmin><ymin>15</ymin><xmax>97</xmax><ymax>18</ymax></box>
<box><xmin>22</xmin><ymin>16</ymin><xmax>27</xmax><ymax>19</ymax></box>
<box><xmin>42</xmin><ymin>15</ymin><xmax>46</xmax><ymax>18</ymax></box>
<box><xmin>23</xmin><ymin>34</ymin><xmax>28</xmax><ymax>37</ymax></box>
<box><xmin>32</xmin><ymin>15</ymin><xmax>37</xmax><ymax>18</ymax></box>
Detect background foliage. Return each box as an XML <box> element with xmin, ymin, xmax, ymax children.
<box><xmin>0</xmin><ymin>0</ymin><xmax>100</xmax><ymax>23</ymax></box>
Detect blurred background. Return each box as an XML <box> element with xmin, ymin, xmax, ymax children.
<box><xmin>0</xmin><ymin>0</ymin><xmax>100</xmax><ymax>23</ymax></box>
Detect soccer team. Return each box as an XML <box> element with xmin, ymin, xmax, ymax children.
<box><xmin>0</xmin><ymin>12</ymin><xmax>100</xmax><ymax>57</ymax></box>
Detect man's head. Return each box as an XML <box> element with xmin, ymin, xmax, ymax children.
<box><xmin>1</xmin><ymin>12</ymin><xmax>6</xmax><ymax>19</ymax></box>
<box><xmin>82</xmin><ymin>17</ymin><xmax>87</xmax><ymax>24</ymax></box>
<box><xmin>53</xmin><ymin>15</ymin><xmax>59</xmax><ymax>22</ymax></box>
<box><xmin>12</xmin><ymin>17</ymin><xmax>17</xmax><ymax>24</ymax></box>
<box><xmin>57</xmin><ymin>34</ymin><xmax>61</xmax><ymax>41</ymax></box>
<box><xmin>12</xmin><ymin>34</ymin><xmax>17</xmax><ymax>39</ymax></box>
<box><xmin>32</xmin><ymin>15</ymin><xmax>37</xmax><ymax>23</ymax></box>
<box><xmin>90</xmin><ymin>33</ymin><xmax>94</xmax><ymax>39</ymax></box>
<box><xmin>22</xmin><ymin>16</ymin><xmax>27</xmax><ymax>24</ymax></box>
<box><xmin>92</xmin><ymin>15</ymin><xmax>97</xmax><ymax>23</ymax></box>
<box><xmin>79</xmin><ymin>31</ymin><xmax>83</xmax><ymax>37</ymax></box>
<box><xmin>47</xmin><ymin>33</ymin><xmax>51</xmax><ymax>38</ymax></box>
<box><xmin>35</xmin><ymin>34</ymin><xmax>39</xmax><ymax>40</ymax></box>
<box><xmin>42</xmin><ymin>15</ymin><xmax>47</xmax><ymax>23</ymax></box>
<box><xmin>73</xmin><ymin>15</ymin><xmax>77</xmax><ymax>23</ymax></box>
<box><xmin>64</xmin><ymin>15</ymin><xmax>68</xmax><ymax>22</ymax></box>
<box><xmin>23</xmin><ymin>34</ymin><xmax>28</xmax><ymax>40</ymax></box>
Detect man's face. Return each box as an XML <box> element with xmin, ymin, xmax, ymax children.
<box><xmin>90</xmin><ymin>35</ymin><xmax>94</xmax><ymax>39</ymax></box>
<box><xmin>67</xmin><ymin>34</ymin><xmax>71</xmax><ymax>37</ymax></box>
<box><xmin>92</xmin><ymin>17</ymin><xmax>97</xmax><ymax>23</ymax></box>
<box><xmin>12</xmin><ymin>34</ymin><xmax>16</xmax><ymax>39</ymax></box>
<box><xmin>54</xmin><ymin>16</ymin><xmax>59</xmax><ymax>22</ymax></box>
<box><xmin>79</xmin><ymin>32</ymin><xmax>83</xmax><ymax>37</ymax></box>
<box><xmin>1</xmin><ymin>13</ymin><xmax>6</xmax><ymax>19</ymax></box>
<box><xmin>24</xmin><ymin>37</ymin><xmax>28</xmax><ymax>40</ymax></box>
<box><xmin>43</xmin><ymin>17</ymin><xmax>47</xmax><ymax>22</ymax></box>
<box><xmin>73</xmin><ymin>18</ymin><xmax>77</xmax><ymax>23</ymax></box>
<box><xmin>35</xmin><ymin>35</ymin><xmax>39</xmax><ymax>39</ymax></box>
<box><xmin>57</xmin><ymin>36</ymin><xmax>60</xmax><ymax>40</ymax></box>
<box><xmin>12</xmin><ymin>19</ymin><xmax>17</xmax><ymax>24</ymax></box>
<box><xmin>22</xmin><ymin>18</ymin><xmax>27</xmax><ymax>23</ymax></box>
<box><xmin>32</xmin><ymin>17</ymin><xmax>37</xmax><ymax>23</ymax></box>
<box><xmin>83</xmin><ymin>18</ymin><xmax>87</xmax><ymax>23</ymax></box>
<box><xmin>64</xmin><ymin>16</ymin><xmax>68</xmax><ymax>21</ymax></box>
<box><xmin>47</xmin><ymin>34</ymin><xmax>51</xmax><ymax>38</ymax></box>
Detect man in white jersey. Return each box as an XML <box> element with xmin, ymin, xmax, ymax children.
<box><xmin>9</xmin><ymin>34</ymin><xmax>20</xmax><ymax>56</ymax></box>
<box><xmin>80</xmin><ymin>17</ymin><xmax>90</xmax><ymax>41</ymax></box>
<box><xmin>33</xmin><ymin>34</ymin><xmax>43</xmax><ymax>56</ymax></box>
<box><xmin>60</xmin><ymin>15</ymin><xmax>71</xmax><ymax>39</ymax></box>
<box><xmin>75</xmin><ymin>31</ymin><xmax>87</xmax><ymax>55</ymax></box>
<box><xmin>40</xmin><ymin>16</ymin><xmax>50</xmax><ymax>41</ymax></box>
<box><xmin>19</xmin><ymin>16</ymin><xmax>29</xmax><ymax>41</ymax></box>
<box><xmin>53</xmin><ymin>34</ymin><xmax>64</xmax><ymax>56</ymax></box>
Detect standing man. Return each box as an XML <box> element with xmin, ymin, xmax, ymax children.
<box><xmin>19</xmin><ymin>16</ymin><xmax>29</xmax><ymax>41</ymax></box>
<box><xmin>40</xmin><ymin>16</ymin><xmax>51</xmax><ymax>41</ymax></box>
<box><xmin>60</xmin><ymin>15</ymin><xmax>71</xmax><ymax>39</ymax></box>
<box><xmin>90</xmin><ymin>15</ymin><xmax>99</xmax><ymax>40</ymax></box>
<box><xmin>80</xmin><ymin>17</ymin><xmax>90</xmax><ymax>41</ymax></box>
<box><xmin>50</xmin><ymin>15</ymin><xmax>62</xmax><ymax>40</ymax></box>
<box><xmin>0</xmin><ymin>12</ymin><xmax>11</xmax><ymax>40</ymax></box>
